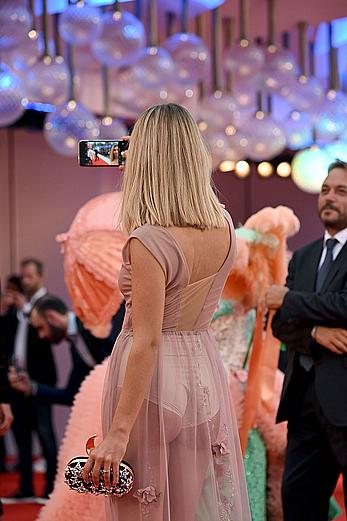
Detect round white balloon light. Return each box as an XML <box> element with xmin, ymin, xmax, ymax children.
<box><xmin>241</xmin><ymin>112</ymin><xmax>286</xmax><ymax>161</ymax></box>
<box><xmin>197</xmin><ymin>91</ymin><xmax>240</xmax><ymax>133</ymax></box>
<box><xmin>92</xmin><ymin>11</ymin><xmax>145</xmax><ymax>68</ymax></box>
<box><xmin>284</xmin><ymin>111</ymin><xmax>313</xmax><ymax>150</ymax></box>
<box><xmin>224</xmin><ymin>40</ymin><xmax>264</xmax><ymax>79</ymax></box>
<box><xmin>133</xmin><ymin>47</ymin><xmax>175</xmax><ymax>88</ymax></box>
<box><xmin>164</xmin><ymin>33</ymin><xmax>210</xmax><ymax>84</ymax></box>
<box><xmin>314</xmin><ymin>90</ymin><xmax>347</xmax><ymax>142</ymax></box>
<box><xmin>0</xmin><ymin>1</ymin><xmax>32</xmax><ymax>50</ymax></box>
<box><xmin>261</xmin><ymin>47</ymin><xmax>298</xmax><ymax>93</ymax></box>
<box><xmin>291</xmin><ymin>146</ymin><xmax>331</xmax><ymax>193</ymax></box>
<box><xmin>44</xmin><ymin>100</ymin><xmax>99</xmax><ymax>157</ymax></box>
<box><xmin>208</xmin><ymin>131</ymin><xmax>245</xmax><ymax>168</ymax></box>
<box><xmin>323</xmin><ymin>140</ymin><xmax>347</xmax><ymax>163</ymax></box>
<box><xmin>0</xmin><ymin>65</ymin><xmax>27</xmax><ymax>126</ymax></box>
<box><xmin>26</xmin><ymin>56</ymin><xmax>70</xmax><ymax>105</ymax></box>
<box><xmin>280</xmin><ymin>76</ymin><xmax>324</xmax><ymax>113</ymax></box>
<box><xmin>59</xmin><ymin>3</ymin><xmax>103</xmax><ymax>46</ymax></box>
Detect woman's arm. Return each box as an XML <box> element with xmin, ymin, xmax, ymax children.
<box><xmin>82</xmin><ymin>238</ymin><xmax>165</xmax><ymax>488</ymax></box>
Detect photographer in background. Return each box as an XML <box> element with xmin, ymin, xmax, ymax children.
<box><xmin>4</xmin><ymin>259</ymin><xmax>57</xmax><ymax>501</ymax></box>
<box><xmin>9</xmin><ymin>294</ymin><xmax>125</xmax><ymax>406</ymax></box>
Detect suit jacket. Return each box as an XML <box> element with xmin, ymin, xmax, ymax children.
<box><xmin>0</xmin><ymin>306</ymin><xmax>56</xmax><ymax>387</ymax></box>
<box><xmin>35</xmin><ymin>302</ymin><xmax>125</xmax><ymax>406</ymax></box>
<box><xmin>272</xmin><ymin>238</ymin><xmax>347</xmax><ymax>427</ymax></box>
<box><xmin>0</xmin><ymin>325</ymin><xmax>10</xmax><ymax>403</ymax></box>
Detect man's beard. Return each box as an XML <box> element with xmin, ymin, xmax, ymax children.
<box><xmin>319</xmin><ymin>205</ymin><xmax>347</xmax><ymax>228</ymax></box>
<box><xmin>48</xmin><ymin>322</ymin><xmax>65</xmax><ymax>343</ymax></box>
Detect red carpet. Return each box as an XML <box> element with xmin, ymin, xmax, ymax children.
<box><xmin>91</xmin><ymin>155</ymin><xmax>109</xmax><ymax>166</ymax></box>
<box><xmin>0</xmin><ymin>471</ymin><xmax>44</xmax><ymax>520</ymax></box>
<box><xmin>0</xmin><ymin>470</ymin><xmax>345</xmax><ymax>520</ymax></box>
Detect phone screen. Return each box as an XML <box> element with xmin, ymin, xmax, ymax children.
<box><xmin>78</xmin><ymin>140</ymin><xmax>128</xmax><ymax>167</ymax></box>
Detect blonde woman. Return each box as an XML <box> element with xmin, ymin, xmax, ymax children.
<box><xmin>109</xmin><ymin>144</ymin><xmax>119</xmax><ymax>166</ymax></box>
<box><xmin>83</xmin><ymin>104</ymin><xmax>251</xmax><ymax>521</ymax></box>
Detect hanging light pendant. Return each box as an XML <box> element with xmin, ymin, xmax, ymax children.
<box><xmin>314</xmin><ymin>23</ymin><xmax>347</xmax><ymax>142</ymax></box>
<box><xmin>59</xmin><ymin>1</ymin><xmax>103</xmax><ymax>47</ymax></box>
<box><xmin>280</xmin><ymin>22</ymin><xmax>324</xmax><ymax>113</ymax></box>
<box><xmin>44</xmin><ymin>24</ymin><xmax>99</xmax><ymax>157</ymax></box>
<box><xmin>224</xmin><ymin>0</ymin><xmax>264</xmax><ymax>80</ymax></box>
<box><xmin>98</xmin><ymin>66</ymin><xmax>127</xmax><ymax>139</ymax></box>
<box><xmin>91</xmin><ymin>2</ymin><xmax>145</xmax><ymax>68</ymax></box>
<box><xmin>133</xmin><ymin>0</ymin><xmax>175</xmax><ymax>89</ymax></box>
<box><xmin>26</xmin><ymin>0</ymin><xmax>69</xmax><ymax>105</ymax></box>
<box><xmin>163</xmin><ymin>0</ymin><xmax>210</xmax><ymax>85</ymax></box>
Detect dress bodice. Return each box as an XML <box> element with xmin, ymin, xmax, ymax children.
<box><xmin>118</xmin><ymin>210</ymin><xmax>236</xmax><ymax>332</ymax></box>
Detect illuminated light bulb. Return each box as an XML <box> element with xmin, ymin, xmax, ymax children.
<box><xmin>291</xmin><ymin>146</ymin><xmax>331</xmax><ymax>193</ymax></box>
<box><xmin>235</xmin><ymin>160</ymin><xmax>250</xmax><ymax>178</ymax></box>
<box><xmin>257</xmin><ymin>162</ymin><xmax>273</xmax><ymax>177</ymax></box>
<box><xmin>219</xmin><ymin>160</ymin><xmax>235</xmax><ymax>172</ymax></box>
<box><xmin>277</xmin><ymin>162</ymin><xmax>292</xmax><ymax>177</ymax></box>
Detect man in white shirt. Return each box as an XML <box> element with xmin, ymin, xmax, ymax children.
<box><xmin>87</xmin><ymin>147</ymin><xmax>94</xmax><ymax>165</ymax></box>
<box><xmin>266</xmin><ymin>161</ymin><xmax>347</xmax><ymax>519</ymax></box>
<box><xmin>8</xmin><ymin>259</ymin><xmax>57</xmax><ymax>501</ymax></box>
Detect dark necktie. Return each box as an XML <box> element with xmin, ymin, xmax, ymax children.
<box><xmin>300</xmin><ymin>237</ymin><xmax>338</xmax><ymax>371</ymax></box>
<box><xmin>315</xmin><ymin>238</ymin><xmax>338</xmax><ymax>292</ymax></box>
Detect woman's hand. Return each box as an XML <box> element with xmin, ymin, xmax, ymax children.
<box><xmin>82</xmin><ymin>431</ymin><xmax>129</xmax><ymax>489</ymax></box>
<box><xmin>119</xmin><ymin>135</ymin><xmax>130</xmax><ymax>172</ymax></box>
<box><xmin>315</xmin><ymin>326</ymin><xmax>347</xmax><ymax>355</ymax></box>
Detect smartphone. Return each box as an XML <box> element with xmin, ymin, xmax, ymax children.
<box><xmin>78</xmin><ymin>140</ymin><xmax>128</xmax><ymax>167</ymax></box>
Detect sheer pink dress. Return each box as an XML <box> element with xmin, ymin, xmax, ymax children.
<box><xmin>102</xmin><ymin>210</ymin><xmax>251</xmax><ymax>521</ymax></box>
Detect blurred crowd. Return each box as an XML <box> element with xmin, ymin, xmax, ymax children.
<box><xmin>0</xmin><ymin>258</ymin><xmax>125</xmax><ymax>511</ymax></box>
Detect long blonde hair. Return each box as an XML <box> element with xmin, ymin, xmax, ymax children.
<box><xmin>120</xmin><ymin>103</ymin><xmax>226</xmax><ymax>235</ymax></box>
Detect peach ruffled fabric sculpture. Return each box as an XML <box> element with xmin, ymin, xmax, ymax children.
<box><xmin>56</xmin><ymin>192</ymin><xmax>125</xmax><ymax>338</ymax></box>
<box><xmin>212</xmin><ymin>205</ymin><xmax>300</xmax><ymax>521</ymax></box>
<box><xmin>37</xmin><ymin>362</ymin><xmax>107</xmax><ymax>521</ymax></box>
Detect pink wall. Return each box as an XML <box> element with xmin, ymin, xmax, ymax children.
<box><xmin>1</xmin><ymin>128</ymin><xmax>123</xmax><ymax>442</ymax></box>
<box><xmin>0</xmin><ymin>127</ymin><xmax>325</xmax><ymax>441</ymax></box>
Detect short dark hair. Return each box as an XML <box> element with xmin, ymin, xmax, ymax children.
<box><xmin>328</xmin><ymin>160</ymin><xmax>347</xmax><ymax>174</ymax></box>
<box><xmin>20</xmin><ymin>258</ymin><xmax>44</xmax><ymax>276</ymax></box>
<box><xmin>33</xmin><ymin>294</ymin><xmax>68</xmax><ymax>317</ymax></box>
<box><xmin>6</xmin><ymin>275</ymin><xmax>23</xmax><ymax>293</ymax></box>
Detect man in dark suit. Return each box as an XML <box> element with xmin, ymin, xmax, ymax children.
<box><xmin>9</xmin><ymin>295</ymin><xmax>125</xmax><ymax>406</ymax></box>
<box><xmin>0</xmin><ymin>342</ymin><xmax>13</xmax><ymax>518</ymax></box>
<box><xmin>266</xmin><ymin>160</ymin><xmax>347</xmax><ymax>520</ymax></box>
<box><xmin>4</xmin><ymin>260</ymin><xmax>57</xmax><ymax>500</ymax></box>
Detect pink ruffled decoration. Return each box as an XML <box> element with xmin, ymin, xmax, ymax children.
<box><xmin>212</xmin><ymin>441</ymin><xmax>231</xmax><ymax>459</ymax></box>
<box><xmin>244</xmin><ymin>206</ymin><xmax>300</xmax><ymax>238</ymax></box>
<box><xmin>133</xmin><ymin>486</ymin><xmax>160</xmax><ymax>505</ymax></box>
<box><xmin>223</xmin><ymin>205</ymin><xmax>300</xmax><ymax>308</ymax></box>
<box><xmin>38</xmin><ymin>362</ymin><xmax>108</xmax><ymax>521</ymax></box>
<box><xmin>56</xmin><ymin>192</ymin><xmax>126</xmax><ymax>338</ymax></box>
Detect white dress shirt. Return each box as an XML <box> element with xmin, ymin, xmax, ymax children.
<box><xmin>67</xmin><ymin>311</ymin><xmax>96</xmax><ymax>368</ymax></box>
<box><xmin>14</xmin><ymin>287</ymin><xmax>47</xmax><ymax>370</ymax></box>
<box><xmin>318</xmin><ymin>227</ymin><xmax>347</xmax><ymax>268</ymax></box>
